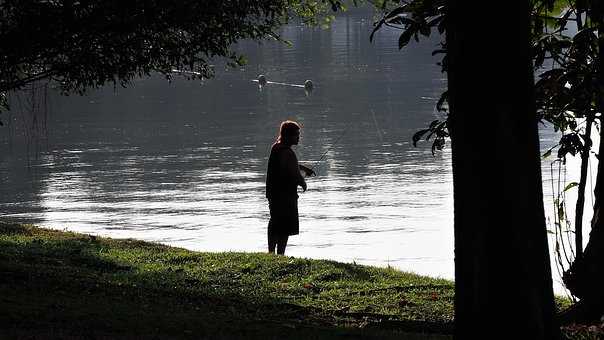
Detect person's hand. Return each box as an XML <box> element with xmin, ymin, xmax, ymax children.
<box><xmin>300</xmin><ymin>165</ymin><xmax>316</xmax><ymax>177</ymax></box>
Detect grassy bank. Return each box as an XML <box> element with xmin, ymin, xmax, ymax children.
<box><xmin>0</xmin><ymin>222</ymin><xmax>596</xmax><ymax>339</ymax></box>
<box><xmin>0</xmin><ymin>222</ymin><xmax>453</xmax><ymax>339</ymax></box>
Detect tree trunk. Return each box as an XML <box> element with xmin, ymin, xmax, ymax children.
<box><xmin>446</xmin><ymin>1</ymin><xmax>558</xmax><ymax>338</ymax></box>
<box><xmin>574</xmin><ymin>115</ymin><xmax>593</xmax><ymax>261</ymax></box>
<box><xmin>561</xmin><ymin>2</ymin><xmax>604</xmax><ymax>323</ymax></box>
<box><xmin>573</xmin><ymin>3</ymin><xmax>587</xmax><ymax>262</ymax></box>
<box><xmin>575</xmin><ymin>117</ymin><xmax>593</xmax><ymax>259</ymax></box>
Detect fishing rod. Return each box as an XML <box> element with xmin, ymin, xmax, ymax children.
<box><xmin>303</xmin><ymin>122</ymin><xmax>351</xmax><ymax>177</ymax></box>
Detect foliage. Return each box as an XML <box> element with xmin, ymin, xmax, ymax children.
<box><xmin>288</xmin><ymin>0</ymin><xmax>350</xmax><ymax>28</ymax></box>
<box><xmin>534</xmin><ymin>12</ymin><xmax>599</xmax><ymax>160</ymax></box>
<box><xmin>372</xmin><ymin>0</ymin><xmax>601</xmax><ymax>160</ymax></box>
<box><xmin>370</xmin><ymin>0</ymin><xmax>448</xmax><ymax>152</ymax></box>
<box><xmin>0</xmin><ymin>1</ymin><xmax>286</xmax><ymax>92</ymax></box>
<box><xmin>0</xmin><ymin>0</ymin><xmax>351</xmax><ymax>125</ymax></box>
<box><xmin>533</xmin><ymin>1</ymin><xmax>604</xmax><ymax>278</ymax></box>
<box><xmin>562</xmin><ymin>323</ymin><xmax>604</xmax><ymax>340</ymax></box>
<box><xmin>412</xmin><ymin>117</ymin><xmax>448</xmax><ymax>155</ymax></box>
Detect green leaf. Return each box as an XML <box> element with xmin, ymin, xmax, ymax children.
<box><xmin>419</xmin><ymin>25</ymin><xmax>431</xmax><ymax>37</ymax></box>
<box><xmin>427</xmin><ymin>14</ymin><xmax>443</xmax><ymax>27</ymax></box>
<box><xmin>431</xmin><ymin>137</ymin><xmax>445</xmax><ymax>155</ymax></box>
<box><xmin>563</xmin><ymin>182</ymin><xmax>579</xmax><ymax>192</ymax></box>
<box><xmin>412</xmin><ymin>129</ymin><xmax>430</xmax><ymax>147</ymax></box>
<box><xmin>373</xmin><ymin>5</ymin><xmax>414</xmax><ymax>46</ymax></box>
<box><xmin>437</xmin><ymin>16</ymin><xmax>446</xmax><ymax>34</ymax></box>
<box><xmin>429</xmin><ymin>119</ymin><xmax>440</xmax><ymax>129</ymax></box>
<box><xmin>398</xmin><ymin>29</ymin><xmax>413</xmax><ymax>49</ymax></box>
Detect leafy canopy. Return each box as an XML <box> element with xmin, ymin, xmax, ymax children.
<box><xmin>0</xmin><ymin>0</ymin><xmax>352</xmax><ymax>122</ymax></box>
<box><xmin>372</xmin><ymin>0</ymin><xmax>602</xmax><ymax>160</ymax></box>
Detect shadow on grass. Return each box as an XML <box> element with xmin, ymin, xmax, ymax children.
<box><xmin>328</xmin><ymin>260</ymin><xmax>376</xmax><ymax>281</ymax></box>
<box><xmin>0</xmin><ymin>223</ymin><xmax>451</xmax><ymax>339</ymax></box>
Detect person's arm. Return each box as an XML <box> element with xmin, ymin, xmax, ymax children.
<box><xmin>282</xmin><ymin>149</ymin><xmax>307</xmax><ymax>192</ymax></box>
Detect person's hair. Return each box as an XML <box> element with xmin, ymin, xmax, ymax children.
<box><xmin>276</xmin><ymin>120</ymin><xmax>300</xmax><ymax>144</ymax></box>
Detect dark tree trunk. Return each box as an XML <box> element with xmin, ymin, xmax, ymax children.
<box><xmin>446</xmin><ymin>1</ymin><xmax>558</xmax><ymax>338</ymax></box>
<box><xmin>561</xmin><ymin>2</ymin><xmax>604</xmax><ymax>323</ymax></box>
<box><xmin>573</xmin><ymin>2</ymin><xmax>587</xmax><ymax>262</ymax></box>
<box><xmin>574</xmin><ymin>115</ymin><xmax>592</xmax><ymax>261</ymax></box>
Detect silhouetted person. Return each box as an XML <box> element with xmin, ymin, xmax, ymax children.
<box><xmin>266</xmin><ymin>120</ymin><xmax>315</xmax><ymax>255</ymax></box>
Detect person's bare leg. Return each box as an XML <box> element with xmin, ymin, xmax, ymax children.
<box><xmin>276</xmin><ymin>235</ymin><xmax>289</xmax><ymax>255</ymax></box>
<box><xmin>268</xmin><ymin>226</ymin><xmax>276</xmax><ymax>254</ymax></box>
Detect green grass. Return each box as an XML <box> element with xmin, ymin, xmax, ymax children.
<box><xmin>1</xmin><ymin>221</ymin><xmax>594</xmax><ymax>339</ymax></box>
<box><xmin>0</xmin><ymin>222</ymin><xmax>453</xmax><ymax>339</ymax></box>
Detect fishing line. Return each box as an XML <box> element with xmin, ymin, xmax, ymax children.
<box><xmin>307</xmin><ymin>109</ymin><xmax>381</xmax><ymax>174</ymax></box>
<box><xmin>309</xmin><ymin>121</ymin><xmax>352</xmax><ymax>173</ymax></box>
<box><xmin>371</xmin><ymin>109</ymin><xmax>383</xmax><ymax>142</ymax></box>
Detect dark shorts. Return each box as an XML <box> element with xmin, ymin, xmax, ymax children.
<box><xmin>268</xmin><ymin>198</ymin><xmax>299</xmax><ymax>236</ymax></box>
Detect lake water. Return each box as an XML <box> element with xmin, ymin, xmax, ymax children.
<box><xmin>0</xmin><ymin>7</ymin><xmax>590</xmax><ymax>294</ymax></box>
